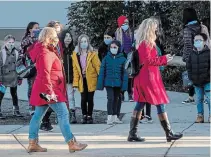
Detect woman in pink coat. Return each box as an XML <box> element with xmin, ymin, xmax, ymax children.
<box><xmin>28</xmin><ymin>27</ymin><xmax>87</xmax><ymax>153</ymax></box>
<box><xmin>128</xmin><ymin>18</ymin><xmax>183</xmax><ymax>142</ymax></box>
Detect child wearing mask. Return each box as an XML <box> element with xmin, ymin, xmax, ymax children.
<box><xmin>115</xmin><ymin>15</ymin><xmax>134</xmax><ymax>102</ymax></box>
<box><xmin>0</xmin><ymin>35</ymin><xmax>22</xmax><ymax>119</ymax></box>
<box><xmin>187</xmin><ymin>33</ymin><xmax>210</xmax><ymax>123</ymax></box>
<box><xmin>97</xmin><ymin>40</ymin><xmax>128</xmax><ymax>125</ymax></box>
<box><xmin>98</xmin><ymin>29</ymin><xmax>115</xmax><ymax>61</ymax></box>
<box><xmin>72</xmin><ymin>34</ymin><xmax>101</xmax><ymax>124</ymax></box>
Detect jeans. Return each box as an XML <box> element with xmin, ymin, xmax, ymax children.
<box><xmin>81</xmin><ymin>78</ymin><xmax>95</xmax><ymax>116</ymax></box>
<box><xmin>194</xmin><ymin>83</ymin><xmax>210</xmax><ymax>115</ymax></box>
<box><xmin>106</xmin><ymin>87</ymin><xmax>121</xmax><ymax>115</ymax></box>
<box><xmin>67</xmin><ymin>84</ymin><xmax>76</xmax><ymax>110</ymax></box>
<box><xmin>134</xmin><ymin>102</ymin><xmax>166</xmax><ymax>114</ymax></box>
<box><xmin>0</xmin><ymin>86</ymin><xmax>18</xmax><ymax>107</ymax></box>
<box><xmin>29</xmin><ymin>102</ymin><xmax>73</xmax><ymax>143</ymax></box>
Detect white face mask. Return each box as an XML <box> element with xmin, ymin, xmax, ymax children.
<box><xmin>5</xmin><ymin>39</ymin><xmax>15</xmax><ymax>51</ymax></box>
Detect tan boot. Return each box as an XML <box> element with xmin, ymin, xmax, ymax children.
<box><xmin>195</xmin><ymin>114</ymin><xmax>204</xmax><ymax>123</ymax></box>
<box><xmin>68</xmin><ymin>138</ymin><xmax>87</xmax><ymax>153</ymax></box>
<box><xmin>28</xmin><ymin>139</ymin><xmax>47</xmax><ymax>152</ymax></box>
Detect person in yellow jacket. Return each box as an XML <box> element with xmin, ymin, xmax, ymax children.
<box><xmin>72</xmin><ymin>34</ymin><xmax>101</xmax><ymax>124</ymax></box>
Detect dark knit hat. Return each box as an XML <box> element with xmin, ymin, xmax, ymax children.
<box><xmin>104</xmin><ymin>28</ymin><xmax>115</xmax><ymax>38</ymax></box>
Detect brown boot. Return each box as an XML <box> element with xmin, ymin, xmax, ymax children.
<box><xmin>195</xmin><ymin>114</ymin><xmax>204</xmax><ymax>123</ymax></box>
<box><xmin>28</xmin><ymin>139</ymin><xmax>47</xmax><ymax>152</ymax></box>
<box><xmin>68</xmin><ymin>138</ymin><xmax>87</xmax><ymax>153</ymax></box>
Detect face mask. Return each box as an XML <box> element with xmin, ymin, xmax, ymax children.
<box><xmin>121</xmin><ymin>24</ymin><xmax>129</xmax><ymax>31</ymax></box>
<box><xmin>104</xmin><ymin>39</ymin><xmax>112</xmax><ymax>45</ymax></box>
<box><xmin>80</xmin><ymin>42</ymin><xmax>88</xmax><ymax>49</ymax></box>
<box><xmin>110</xmin><ymin>48</ymin><xmax>118</xmax><ymax>55</ymax></box>
<box><xmin>6</xmin><ymin>43</ymin><xmax>15</xmax><ymax>51</ymax></box>
<box><xmin>32</xmin><ymin>29</ymin><xmax>40</xmax><ymax>38</ymax></box>
<box><xmin>194</xmin><ymin>41</ymin><xmax>204</xmax><ymax>49</ymax></box>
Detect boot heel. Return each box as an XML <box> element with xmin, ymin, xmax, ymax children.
<box><xmin>69</xmin><ymin>150</ymin><xmax>75</xmax><ymax>153</ymax></box>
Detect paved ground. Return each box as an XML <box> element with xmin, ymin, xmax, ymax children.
<box><xmin>0</xmin><ymin>79</ymin><xmax>210</xmax><ymax>157</ymax></box>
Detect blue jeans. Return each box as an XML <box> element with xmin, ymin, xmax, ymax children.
<box><xmin>134</xmin><ymin>102</ymin><xmax>166</xmax><ymax>114</ymax></box>
<box><xmin>29</xmin><ymin>102</ymin><xmax>73</xmax><ymax>143</ymax></box>
<box><xmin>194</xmin><ymin>83</ymin><xmax>210</xmax><ymax>116</ymax></box>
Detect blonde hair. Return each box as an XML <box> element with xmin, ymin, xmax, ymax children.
<box><xmin>135</xmin><ymin>18</ymin><xmax>157</xmax><ymax>49</ymax></box>
<box><xmin>38</xmin><ymin>27</ymin><xmax>57</xmax><ymax>45</ymax></box>
<box><xmin>76</xmin><ymin>34</ymin><xmax>93</xmax><ymax>54</ymax></box>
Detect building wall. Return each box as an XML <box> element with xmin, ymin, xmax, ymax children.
<box><xmin>0</xmin><ymin>1</ymin><xmax>71</xmax><ymax>41</ymax></box>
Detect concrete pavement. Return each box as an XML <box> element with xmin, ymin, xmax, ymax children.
<box><xmin>1</xmin><ymin>79</ymin><xmax>211</xmax><ymax>157</ymax></box>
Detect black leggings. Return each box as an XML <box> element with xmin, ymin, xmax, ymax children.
<box><xmin>142</xmin><ymin>102</ymin><xmax>151</xmax><ymax>117</ymax></box>
<box><xmin>188</xmin><ymin>86</ymin><xmax>195</xmax><ymax>97</ymax></box>
<box><xmin>0</xmin><ymin>86</ymin><xmax>18</xmax><ymax>107</ymax></box>
<box><xmin>81</xmin><ymin>78</ymin><xmax>95</xmax><ymax>116</ymax></box>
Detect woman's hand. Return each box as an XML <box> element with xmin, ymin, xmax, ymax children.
<box><xmin>166</xmin><ymin>54</ymin><xmax>174</xmax><ymax>62</ymax></box>
<box><xmin>50</xmin><ymin>93</ymin><xmax>58</xmax><ymax>102</ymax></box>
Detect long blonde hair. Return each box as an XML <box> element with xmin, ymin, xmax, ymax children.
<box><xmin>135</xmin><ymin>18</ymin><xmax>158</xmax><ymax>49</ymax></box>
<box><xmin>75</xmin><ymin>34</ymin><xmax>93</xmax><ymax>54</ymax></box>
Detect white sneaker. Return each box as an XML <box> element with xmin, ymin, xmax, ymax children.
<box><xmin>107</xmin><ymin>115</ymin><xmax>113</xmax><ymax>125</ymax></box>
<box><xmin>140</xmin><ymin>115</ymin><xmax>153</xmax><ymax>124</ymax></box>
<box><xmin>113</xmin><ymin>115</ymin><xmax>123</xmax><ymax>124</ymax></box>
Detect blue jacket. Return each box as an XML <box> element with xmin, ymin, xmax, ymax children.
<box><xmin>97</xmin><ymin>52</ymin><xmax>128</xmax><ymax>91</ymax></box>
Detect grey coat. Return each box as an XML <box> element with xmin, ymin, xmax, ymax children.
<box><xmin>0</xmin><ymin>46</ymin><xmax>19</xmax><ymax>87</ymax></box>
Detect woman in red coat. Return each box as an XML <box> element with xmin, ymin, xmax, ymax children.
<box><xmin>128</xmin><ymin>18</ymin><xmax>183</xmax><ymax>142</ymax></box>
<box><xmin>28</xmin><ymin>27</ymin><xmax>87</xmax><ymax>153</ymax></box>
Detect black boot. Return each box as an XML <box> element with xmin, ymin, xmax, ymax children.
<box><xmin>13</xmin><ymin>106</ymin><xmax>23</xmax><ymax>117</ymax></box>
<box><xmin>128</xmin><ymin>117</ymin><xmax>145</xmax><ymax>142</ymax></box>
<box><xmin>160</xmin><ymin>119</ymin><xmax>183</xmax><ymax>142</ymax></box>
<box><xmin>70</xmin><ymin>110</ymin><xmax>77</xmax><ymax>124</ymax></box>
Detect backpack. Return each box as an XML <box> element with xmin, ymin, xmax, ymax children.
<box><xmin>124</xmin><ymin>46</ymin><xmax>143</xmax><ymax>78</ymax></box>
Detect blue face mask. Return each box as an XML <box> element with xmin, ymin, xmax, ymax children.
<box><xmin>32</xmin><ymin>29</ymin><xmax>40</xmax><ymax>38</ymax></box>
<box><xmin>194</xmin><ymin>41</ymin><xmax>204</xmax><ymax>49</ymax></box>
<box><xmin>80</xmin><ymin>42</ymin><xmax>88</xmax><ymax>49</ymax></box>
<box><xmin>104</xmin><ymin>39</ymin><xmax>113</xmax><ymax>45</ymax></box>
<box><xmin>110</xmin><ymin>48</ymin><xmax>118</xmax><ymax>55</ymax></box>
<box><xmin>121</xmin><ymin>24</ymin><xmax>129</xmax><ymax>31</ymax></box>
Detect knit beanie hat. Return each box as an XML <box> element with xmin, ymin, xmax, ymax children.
<box><xmin>117</xmin><ymin>16</ymin><xmax>128</xmax><ymax>27</ymax></box>
<box><xmin>104</xmin><ymin>28</ymin><xmax>115</xmax><ymax>38</ymax></box>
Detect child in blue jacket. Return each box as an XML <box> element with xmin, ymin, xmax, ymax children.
<box><xmin>97</xmin><ymin>40</ymin><xmax>128</xmax><ymax>125</ymax></box>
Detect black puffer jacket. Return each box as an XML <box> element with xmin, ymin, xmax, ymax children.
<box><xmin>63</xmin><ymin>48</ymin><xmax>74</xmax><ymax>84</ymax></box>
<box><xmin>187</xmin><ymin>46</ymin><xmax>210</xmax><ymax>87</ymax></box>
<box><xmin>182</xmin><ymin>23</ymin><xmax>201</xmax><ymax>62</ymax></box>
<box><xmin>98</xmin><ymin>42</ymin><xmax>108</xmax><ymax>62</ymax></box>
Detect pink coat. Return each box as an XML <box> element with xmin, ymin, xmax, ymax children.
<box><xmin>29</xmin><ymin>42</ymin><xmax>67</xmax><ymax>106</ymax></box>
<box><xmin>133</xmin><ymin>41</ymin><xmax>169</xmax><ymax>105</ymax></box>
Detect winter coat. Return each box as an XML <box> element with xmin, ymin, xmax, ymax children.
<box><xmin>0</xmin><ymin>46</ymin><xmax>19</xmax><ymax>87</ymax></box>
<box><xmin>98</xmin><ymin>42</ymin><xmax>108</xmax><ymax>62</ymax></box>
<box><xmin>182</xmin><ymin>23</ymin><xmax>201</xmax><ymax>62</ymax></box>
<box><xmin>63</xmin><ymin>48</ymin><xmax>74</xmax><ymax>84</ymax></box>
<box><xmin>97</xmin><ymin>52</ymin><xmax>128</xmax><ymax>91</ymax></box>
<box><xmin>133</xmin><ymin>41</ymin><xmax>169</xmax><ymax>105</ymax></box>
<box><xmin>187</xmin><ymin>46</ymin><xmax>210</xmax><ymax>87</ymax></box>
<box><xmin>29</xmin><ymin>42</ymin><xmax>67</xmax><ymax>106</ymax></box>
<box><xmin>72</xmin><ymin>51</ymin><xmax>101</xmax><ymax>93</ymax></box>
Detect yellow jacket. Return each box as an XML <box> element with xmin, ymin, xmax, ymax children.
<box><xmin>72</xmin><ymin>51</ymin><xmax>101</xmax><ymax>93</ymax></box>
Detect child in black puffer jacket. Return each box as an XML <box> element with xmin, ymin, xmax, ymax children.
<box><xmin>187</xmin><ymin>33</ymin><xmax>210</xmax><ymax>123</ymax></box>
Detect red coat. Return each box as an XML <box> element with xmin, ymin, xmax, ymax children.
<box><xmin>133</xmin><ymin>41</ymin><xmax>169</xmax><ymax>105</ymax></box>
<box><xmin>29</xmin><ymin>42</ymin><xmax>67</xmax><ymax>106</ymax></box>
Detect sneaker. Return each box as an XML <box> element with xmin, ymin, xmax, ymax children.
<box><xmin>0</xmin><ymin>112</ymin><xmax>6</xmax><ymax>119</ymax></box>
<box><xmin>70</xmin><ymin>110</ymin><xmax>77</xmax><ymax>124</ymax></box>
<box><xmin>40</xmin><ymin>122</ymin><xmax>53</xmax><ymax>131</ymax></box>
<box><xmin>107</xmin><ymin>115</ymin><xmax>113</xmax><ymax>125</ymax></box>
<box><xmin>81</xmin><ymin>115</ymin><xmax>87</xmax><ymax>124</ymax></box>
<box><xmin>113</xmin><ymin>115</ymin><xmax>123</xmax><ymax>124</ymax></box>
<box><xmin>128</xmin><ymin>95</ymin><xmax>134</xmax><ymax>102</ymax></box>
<box><xmin>140</xmin><ymin>115</ymin><xmax>153</xmax><ymax>124</ymax></box>
<box><xmin>13</xmin><ymin>107</ymin><xmax>23</xmax><ymax>117</ymax></box>
<box><xmin>195</xmin><ymin>114</ymin><xmax>204</xmax><ymax>123</ymax></box>
<box><xmin>87</xmin><ymin>116</ymin><xmax>93</xmax><ymax>124</ymax></box>
<box><xmin>182</xmin><ymin>98</ymin><xmax>195</xmax><ymax>104</ymax></box>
